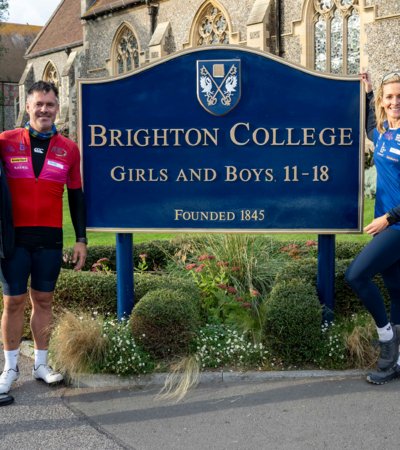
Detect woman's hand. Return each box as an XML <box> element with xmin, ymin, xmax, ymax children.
<box><xmin>364</xmin><ymin>215</ymin><xmax>389</xmax><ymax>235</ymax></box>
<box><xmin>359</xmin><ymin>70</ymin><xmax>373</xmax><ymax>93</ymax></box>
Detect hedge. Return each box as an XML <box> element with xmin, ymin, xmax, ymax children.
<box><xmin>62</xmin><ymin>240</ymin><xmax>179</xmax><ymax>272</ymax></box>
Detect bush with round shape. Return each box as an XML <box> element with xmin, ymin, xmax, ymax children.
<box><xmin>274</xmin><ymin>258</ymin><xmax>317</xmax><ymax>287</ymax></box>
<box><xmin>134</xmin><ymin>273</ymin><xmax>199</xmax><ymax>303</ymax></box>
<box><xmin>273</xmin><ymin>258</ymin><xmax>388</xmax><ymax>318</ymax></box>
<box><xmin>130</xmin><ymin>288</ymin><xmax>201</xmax><ymax>358</ymax></box>
<box><xmin>263</xmin><ymin>279</ymin><xmax>322</xmax><ymax>364</ymax></box>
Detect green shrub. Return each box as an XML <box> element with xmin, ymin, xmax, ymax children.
<box><xmin>335</xmin><ymin>241</ymin><xmax>366</xmax><ymax>260</ymax></box>
<box><xmin>56</xmin><ymin>270</ymin><xmax>198</xmax><ymax>314</ymax></box>
<box><xmin>62</xmin><ymin>246</ymin><xmax>116</xmax><ymax>271</ymax></box>
<box><xmin>54</xmin><ymin>269</ymin><xmax>117</xmax><ymax>314</ymax></box>
<box><xmin>133</xmin><ymin>240</ymin><xmax>177</xmax><ymax>270</ymax></box>
<box><xmin>62</xmin><ymin>240</ymin><xmax>179</xmax><ymax>272</ymax></box>
<box><xmin>0</xmin><ymin>269</ymin><xmax>200</xmax><ymax>340</ymax></box>
<box><xmin>192</xmin><ymin>323</ymin><xmax>269</xmax><ymax>369</ymax></box>
<box><xmin>274</xmin><ymin>258</ymin><xmax>317</xmax><ymax>286</ymax></box>
<box><xmin>134</xmin><ymin>272</ymin><xmax>199</xmax><ymax>302</ymax></box>
<box><xmin>263</xmin><ymin>279</ymin><xmax>322</xmax><ymax>365</ymax></box>
<box><xmin>272</xmin><ymin>257</ymin><xmax>389</xmax><ymax>318</ymax></box>
<box><xmin>130</xmin><ymin>288</ymin><xmax>201</xmax><ymax>358</ymax></box>
<box><xmin>101</xmin><ymin>316</ymin><xmax>155</xmax><ymax>375</ymax></box>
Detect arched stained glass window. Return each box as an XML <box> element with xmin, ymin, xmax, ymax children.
<box><xmin>43</xmin><ymin>62</ymin><xmax>59</xmax><ymax>88</ymax></box>
<box><xmin>114</xmin><ymin>26</ymin><xmax>139</xmax><ymax>75</ymax></box>
<box><xmin>313</xmin><ymin>0</ymin><xmax>360</xmax><ymax>74</ymax></box>
<box><xmin>196</xmin><ymin>3</ymin><xmax>230</xmax><ymax>46</ymax></box>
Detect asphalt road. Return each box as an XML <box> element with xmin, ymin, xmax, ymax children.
<box><xmin>1</xmin><ymin>351</ymin><xmax>400</xmax><ymax>450</ymax></box>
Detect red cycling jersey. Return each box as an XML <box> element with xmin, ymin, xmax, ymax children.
<box><xmin>0</xmin><ymin>128</ymin><xmax>82</xmax><ymax>228</ymax></box>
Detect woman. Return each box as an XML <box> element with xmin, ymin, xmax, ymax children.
<box><xmin>346</xmin><ymin>70</ymin><xmax>400</xmax><ymax>385</ymax></box>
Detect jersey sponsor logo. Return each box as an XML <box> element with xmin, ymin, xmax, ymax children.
<box><xmin>33</xmin><ymin>147</ymin><xmax>44</xmax><ymax>154</ymax></box>
<box><xmin>11</xmin><ymin>157</ymin><xmax>28</xmax><ymax>163</ymax></box>
<box><xmin>13</xmin><ymin>164</ymin><xmax>29</xmax><ymax>170</ymax></box>
<box><xmin>395</xmin><ymin>134</ymin><xmax>400</xmax><ymax>143</ymax></box>
<box><xmin>384</xmin><ymin>131</ymin><xmax>394</xmax><ymax>141</ymax></box>
<box><xmin>51</xmin><ymin>147</ymin><xmax>67</xmax><ymax>157</ymax></box>
<box><xmin>5</xmin><ymin>144</ymin><xmax>16</xmax><ymax>153</ymax></box>
<box><xmin>389</xmin><ymin>147</ymin><xmax>400</xmax><ymax>156</ymax></box>
<box><xmin>47</xmin><ymin>160</ymin><xmax>64</xmax><ymax>170</ymax></box>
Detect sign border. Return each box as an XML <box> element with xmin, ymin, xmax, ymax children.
<box><xmin>77</xmin><ymin>45</ymin><xmax>365</xmax><ymax>234</ymax></box>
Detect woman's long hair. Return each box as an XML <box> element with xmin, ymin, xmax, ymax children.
<box><xmin>375</xmin><ymin>73</ymin><xmax>400</xmax><ymax>134</ymax></box>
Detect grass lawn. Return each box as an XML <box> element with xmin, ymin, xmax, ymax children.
<box><xmin>62</xmin><ymin>194</ymin><xmax>375</xmax><ymax>247</ymax></box>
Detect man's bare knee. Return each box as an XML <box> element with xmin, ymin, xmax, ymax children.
<box><xmin>30</xmin><ymin>289</ymin><xmax>54</xmax><ymax>309</ymax></box>
<box><xmin>2</xmin><ymin>295</ymin><xmax>27</xmax><ymax>315</ymax></box>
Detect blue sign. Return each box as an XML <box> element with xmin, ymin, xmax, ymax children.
<box><xmin>78</xmin><ymin>46</ymin><xmax>363</xmax><ymax>233</ymax></box>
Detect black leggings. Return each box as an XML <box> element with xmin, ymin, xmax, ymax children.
<box><xmin>345</xmin><ymin>228</ymin><xmax>400</xmax><ymax>328</ymax></box>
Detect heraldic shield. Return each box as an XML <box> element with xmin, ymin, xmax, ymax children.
<box><xmin>196</xmin><ymin>59</ymin><xmax>241</xmax><ymax>116</ymax></box>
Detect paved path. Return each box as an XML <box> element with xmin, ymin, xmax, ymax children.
<box><xmin>0</xmin><ymin>352</ymin><xmax>123</xmax><ymax>449</ymax></box>
<box><xmin>1</xmin><ymin>351</ymin><xmax>400</xmax><ymax>450</ymax></box>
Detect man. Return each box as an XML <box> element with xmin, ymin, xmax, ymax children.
<box><xmin>0</xmin><ymin>81</ymin><xmax>87</xmax><ymax>394</ymax></box>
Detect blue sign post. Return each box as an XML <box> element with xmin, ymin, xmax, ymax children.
<box><xmin>78</xmin><ymin>46</ymin><xmax>363</xmax><ymax>319</ymax></box>
<box><xmin>116</xmin><ymin>233</ymin><xmax>133</xmax><ymax>319</ymax></box>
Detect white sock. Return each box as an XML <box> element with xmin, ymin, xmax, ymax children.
<box><xmin>34</xmin><ymin>349</ymin><xmax>48</xmax><ymax>368</ymax></box>
<box><xmin>4</xmin><ymin>349</ymin><xmax>20</xmax><ymax>371</ymax></box>
<box><xmin>377</xmin><ymin>323</ymin><xmax>393</xmax><ymax>342</ymax></box>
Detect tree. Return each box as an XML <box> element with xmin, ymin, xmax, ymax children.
<box><xmin>0</xmin><ymin>0</ymin><xmax>9</xmax><ymax>59</ymax></box>
<box><xmin>0</xmin><ymin>0</ymin><xmax>8</xmax><ymax>21</ymax></box>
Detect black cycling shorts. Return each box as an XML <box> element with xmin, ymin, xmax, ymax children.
<box><xmin>0</xmin><ymin>246</ymin><xmax>62</xmax><ymax>296</ymax></box>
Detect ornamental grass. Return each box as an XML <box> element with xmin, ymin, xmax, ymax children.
<box><xmin>50</xmin><ymin>311</ymin><xmax>107</xmax><ymax>378</ymax></box>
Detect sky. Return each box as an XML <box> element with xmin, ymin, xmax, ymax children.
<box><xmin>6</xmin><ymin>0</ymin><xmax>61</xmax><ymax>26</ymax></box>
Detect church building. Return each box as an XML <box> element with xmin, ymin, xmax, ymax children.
<box><xmin>19</xmin><ymin>0</ymin><xmax>400</xmax><ymax>140</ymax></box>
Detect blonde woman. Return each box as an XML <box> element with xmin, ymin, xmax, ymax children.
<box><xmin>346</xmin><ymin>71</ymin><xmax>400</xmax><ymax>384</ymax></box>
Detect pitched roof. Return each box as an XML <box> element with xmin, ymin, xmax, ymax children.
<box><xmin>82</xmin><ymin>0</ymin><xmax>145</xmax><ymax>20</ymax></box>
<box><xmin>0</xmin><ymin>23</ymin><xmax>41</xmax><ymax>82</ymax></box>
<box><xmin>26</xmin><ymin>0</ymin><xmax>83</xmax><ymax>58</ymax></box>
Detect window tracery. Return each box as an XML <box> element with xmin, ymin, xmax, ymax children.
<box><xmin>43</xmin><ymin>62</ymin><xmax>59</xmax><ymax>88</ymax></box>
<box><xmin>196</xmin><ymin>3</ymin><xmax>230</xmax><ymax>46</ymax></box>
<box><xmin>313</xmin><ymin>0</ymin><xmax>359</xmax><ymax>74</ymax></box>
<box><xmin>114</xmin><ymin>27</ymin><xmax>139</xmax><ymax>75</ymax></box>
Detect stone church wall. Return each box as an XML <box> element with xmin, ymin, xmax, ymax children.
<box><xmin>82</xmin><ymin>5</ymin><xmax>151</xmax><ymax>78</ymax></box>
<box><xmin>22</xmin><ymin>0</ymin><xmax>400</xmax><ymax>138</ymax></box>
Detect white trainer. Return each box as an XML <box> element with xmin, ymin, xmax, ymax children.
<box><xmin>0</xmin><ymin>367</ymin><xmax>20</xmax><ymax>394</ymax></box>
<box><xmin>32</xmin><ymin>365</ymin><xmax>63</xmax><ymax>384</ymax></box>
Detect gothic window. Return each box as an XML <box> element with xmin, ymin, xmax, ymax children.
<box><xmin>196</xmin><ymin>3</ymin><xmax>230</xmax><ymax>46</ymax></box>
<box><xmin>43</xmin><ymin>62</ymin><xmax>59</xmax><ymax>88</ymax></box>
<box><xmin>313</xmin><ymin>0</ymin><xmax>359</xmax><ymax>74</ymax></box>
<box><xmin>114</xmin><ymin>26</ymin><xmax>139</xmax><ymax>75</ymax></box>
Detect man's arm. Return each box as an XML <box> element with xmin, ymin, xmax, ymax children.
<box><xmin>67</xmin><ymin>187</ymin><xmax>87</xmax><ymax>270</ymax></box>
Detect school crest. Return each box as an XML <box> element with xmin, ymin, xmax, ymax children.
<box><xmin>197</xmin><ymin>59</ymin><xmax>241</xmax><ymax>116</ymax></box>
